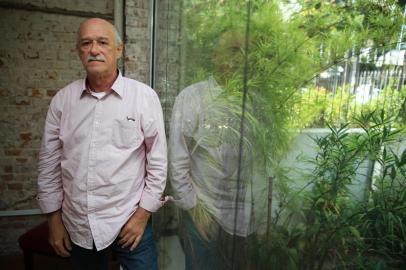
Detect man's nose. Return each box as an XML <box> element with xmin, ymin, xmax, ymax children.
<box><xmin>90</xmin><ymin>41</ymin><xmax>100</xmax><ymax>55</ymax></box>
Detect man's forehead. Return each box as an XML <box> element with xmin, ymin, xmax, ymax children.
<box><xmin>79</xmin><ymin>35</ymin><xmax>110</xmax><ymax>40</ymax></box>
<box><xmin>79</xmin><ymin>19</ymin><xmax>115</xmax><ymax>37</ymax></box>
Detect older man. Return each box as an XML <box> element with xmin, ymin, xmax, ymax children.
<box><xmin>37</xmin><ymin>18</ymin><xmax>167</xmax><ymax>270</ymax></box>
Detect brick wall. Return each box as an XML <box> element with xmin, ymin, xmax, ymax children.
<box><xmin>0</xmin><ymin>8</ymin><xmax>89</xmax><ymax>212</ymax></box>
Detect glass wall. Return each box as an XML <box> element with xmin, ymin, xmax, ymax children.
<box><xmin>154</xmin><ymin>1</ymin><xmax>406</xmax><ymax>269</ymax></box>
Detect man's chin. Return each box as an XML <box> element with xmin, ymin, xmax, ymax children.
<box><xmin>85</xmin><ymin>66</ymin><xmax>105</xmax><ymax>76</ymax></box>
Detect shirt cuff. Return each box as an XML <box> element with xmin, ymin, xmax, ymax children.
<box><xmin>139</xmin><ymin>191</ymin><xmax>165</xmax><ymax>212</ymax></box>
<box><xmin>37</xmin><ymin>193</ymin><xmax>63</xmax><ymax>214</ymax></box>
<box><xmin>170</xmin><ymin>190</ymin><xmax>197</xmax><ymax>210</ymax></box>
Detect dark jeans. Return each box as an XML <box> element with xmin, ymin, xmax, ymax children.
<box><xmin>71</xmin><ymin>222</ymin><xmax>158</xmax><ymax>270</ymax></box>
<box><xmin>179</xmin><ymin>211</ymin><xmax>252</xmax><ymax>270</ymax></box>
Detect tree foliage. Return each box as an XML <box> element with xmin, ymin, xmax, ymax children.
<box><xmin>180</xmin><ymin>0</ymin><xmax>404</xmax><ymax>165</ymax></box>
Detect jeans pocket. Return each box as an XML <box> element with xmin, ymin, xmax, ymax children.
<box><xmin>112</xmin><ymin>223</ymin><xmax>158</xmax><ymax>270</ymax></box>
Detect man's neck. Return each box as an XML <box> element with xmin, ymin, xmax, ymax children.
<box><xmin>87</xmin><ymin>70</ymin><xmax>118</xmax><ymax>92</ymax></box>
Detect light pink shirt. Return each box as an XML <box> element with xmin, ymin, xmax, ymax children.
<box><xmin>37</xmin><ymin>72</ymin><xmax>167</xmax><ymax>250</ymax></box>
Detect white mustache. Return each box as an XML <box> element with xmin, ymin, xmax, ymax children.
<box><xmin>87</xmin><ymin>55</ymin><xmax>106</xmax><ymax>62</ymax></box>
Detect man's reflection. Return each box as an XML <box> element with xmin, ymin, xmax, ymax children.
<box><xmin>169</xmin><ymin>72</ymin><xmax>265</xmax><ymax>269</ymax></box>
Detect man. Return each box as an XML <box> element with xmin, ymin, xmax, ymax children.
<box><xmin>37</xmin><ymin>18</ymin><xmax>167</xmax><ymax>270</ymax></box>
<box><xmin>168</xmin><ymin>27</ymin><xmax>270</xmax><ymax>269</ymax></box>
<box><xmin>169</xmin><ymin>76</ymin><xmax>267</xmax><ymax>270</ymax></box>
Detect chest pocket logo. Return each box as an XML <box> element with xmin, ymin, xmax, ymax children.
<box><xmin>112</xmin><ymin>119</ymin><xmax>143</xmax><ymax>149</ymax></box>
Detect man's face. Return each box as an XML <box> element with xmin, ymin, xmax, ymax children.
<box><xmin>212</xmin><ymin>31</ymin><xmax>244</xmax><ymax>80</ymax></box>
<box><xmin>77</xmin><ymin>19</ymin><xmax>123</xmax><ymax>77</ymax></box>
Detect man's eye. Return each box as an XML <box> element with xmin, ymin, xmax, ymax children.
<box><xmin>81</xmin><ymin>41</ymin><xmax>91</xmax><ymax>47</ymax></box>
<box><xmin>100</xmin><ymin>41</ymin><xmax>108</xmax><ymax>46</ymax></box>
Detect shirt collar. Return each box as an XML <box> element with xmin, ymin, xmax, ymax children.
<box><xmin>81</xmin><ymin>70</ymin><xmax>124</xmax><ymax>98</ymax></box>
<box><xmin>207</xmin><ymin>75</ymin><xmax>222</xmax><ymax>97</ymax></box>
<box><xmin>208</xmin><ymin>75</ymin><xmax>220</xmax><ymax>89</ymax></box>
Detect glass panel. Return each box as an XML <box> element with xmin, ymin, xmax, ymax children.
<box><xmin>154</xmin><ymin>1</ymin><xmax>406</xmax><ymax>269</ymax></box>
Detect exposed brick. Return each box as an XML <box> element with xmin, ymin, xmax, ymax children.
<box><xmin>4</xmin><ymin>166</ymin><xmax>13</xmax><ymax>173</ymax></box>
<box><xmin>23</xmin><ymin>51</ymin><xmax>40</xmax><ymax>59</ymax></box>
<box><xmin>30</xmin><ymin>88</ymin><xmax>42</xmax><ymax>97</ymax></box>
<box><xmin>4</xmin><ymin>149</ymin><xmax>21</xmax><ymax>156</ymax></box>
<box><xmin>1</xmin><ymin>174</ymin><xmax>13</xmax><ymax>181</ymax></box>
<box><xmin>46</xmin><ymin>90</ymin><xmax>57</xmax><ymax>97</ymax></box>
<box><xmin>20</xmin><ymin>133</ymin><xmax>32</xmax><ymax>141</ymax></box>
<box><xmin>16</xmin><ymin>158</ymin><xmax>28</xmax><ymax>164</ymax></box>
<box><xmin>0</xmin><ymin>89</ymin><xmax>9</xmax><ymax>96</ymax></box>
<box><xmin>7</xmin><ymin>183</ymin><xmax>23</xmax><ymax>190</ymax></box>
<box><xmin>47</xmin><ymin>70</ymin><xmax>58</xmax><ymax>80</ymax></box>
<box><xmin>15</xmin><ymin>97</ymin><xmax>31</xmax><ymax>105</ymax></box>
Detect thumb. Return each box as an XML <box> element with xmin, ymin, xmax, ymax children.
<box><xmin>63</xmin><ymin>234</ymin><xmax>72</xmax><ymax>251</ymax></box>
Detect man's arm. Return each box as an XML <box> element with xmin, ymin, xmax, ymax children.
<box><xmin>119</xmin><ymin>89</ymin><xmax>167</xmax><ymax>250</ymax></box>
<box><xmin>37</xmin><ymin>94</ymin><xmax>71</xmax><ymax>257</ymax></box>
<box><xmin>168</xmin><ymin>92</ymin><xmax>197</xmax><ymax>210</ymax></box>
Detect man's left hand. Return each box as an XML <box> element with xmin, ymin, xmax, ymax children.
<box><xmin>118</xmin><ymin>207</ymin><xmax>151</xmax><ymax>250</ymax></box>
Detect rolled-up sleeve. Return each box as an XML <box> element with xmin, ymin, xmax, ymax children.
<box><xmin>139</xmin><ymin>91</ymin><xmax>168</xmax><ymax>212</ymax></box>
<box><xmin>37</xmin><ymin>93</ymin><xmax>63</xmax><ymax>213</ymax></box>
<box><xmin>168</xmin><ymin>92</ymin><xmax>197</xmax><ymax>210</ymax></box>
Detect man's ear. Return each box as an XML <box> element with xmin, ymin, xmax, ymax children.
<box><xmin>116</xmin><ymin>44</ymin><xmax>124</xmax><ymax>59</ymax></box>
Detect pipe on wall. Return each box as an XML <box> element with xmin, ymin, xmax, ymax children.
<box><xmin>114</xmin><ymin>0</ymin><xmax>125</xmax><ymax>74</ymax></box>
<box><xmin>149</xmin><ymin>0</ymin><xmax>157</xmax><ymax>88</ymax></box>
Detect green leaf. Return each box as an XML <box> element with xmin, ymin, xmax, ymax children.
<box><xmin>390</xmin><ymin>166</ymin><xmax>397</xmax><ymax>180</ymax></box>
<box><xmin>400</xmin><ymin>149</ymin><xmax>406</xmax><ymax>167</ymax></box>
<box><xmin>350</xmin><ymin>226</ymin><xmax>361</xmax><ymax>239</ymax></box>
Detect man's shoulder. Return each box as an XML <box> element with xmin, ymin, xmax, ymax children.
<box><xmin>122</xmin><ymin>76</ymin><xmax>158</xmax><ymax>98</ymax></box>
<box><xmin>177</xmin><ymin>80</ymin><xmax>212</xmax><ymax>99</ymax></box>
<box><xmin>54</xmin><ymin>79</ymin><xmax>84</xmax><ymax>98</ymax></box>
<box><xmin>47</xmin><ymin>80</ymin><xmax>83</xmax><ymax>107</ymax></box>
<box><xmin>47</xmin><ymin>79</ymin><xmax>83</xmax><ymax>109</ymax></box>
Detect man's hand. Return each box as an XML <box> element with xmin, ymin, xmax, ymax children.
<box><xmin>47</xmin><ymin>210</ymin><xmax>71</xmax><ymax>257</ymax></box>
<box><xmin>118</xmin><ymin>207</ymin><xmax>151</xmax><ymax>251</ymax></box>
<box><xmin>188</xmin><ymin>203</ymin><xmax>215</xmax><ymax>241</ymax></box>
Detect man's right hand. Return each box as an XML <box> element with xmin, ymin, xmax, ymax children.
<box><xmin>47</xmin><ymin>210</ymin><xmax>71</xmax><ymax>257</ymax></box>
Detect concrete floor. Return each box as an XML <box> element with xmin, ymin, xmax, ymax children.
<box><xmin>157</xmin><ymin>235</ymin><xmax>185</xmax><ymax>270</ymax></box>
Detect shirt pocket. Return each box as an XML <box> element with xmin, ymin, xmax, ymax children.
<box><xmin>112</xmin><ymin>119</ymin><xmax>143</xmax><ymax>149</ymax></box>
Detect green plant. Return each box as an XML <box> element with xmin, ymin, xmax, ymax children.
<box><xmin>254</xmin><ymin>124</ymin><xmax>368</xmax><ymax>269</ymax></box>
<box><xmin>297</xmin><ymin>84</ymin><xmax>406</xmax><ymax>128</ymax></box>
<box><xmin>351</xmin><ymin>111</ymin><xmax>406</xmax><ymax>269</ymax></box>
<box><xmin>254</xmin><ymin>110</ymin><xmax>406</xmax><ymax>269</ymax></box>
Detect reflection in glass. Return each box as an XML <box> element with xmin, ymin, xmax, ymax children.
<box><xmin>154</xmin><ymin>1</ymin><xmax>405</xmax><ymax>269</ymax></box>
